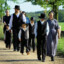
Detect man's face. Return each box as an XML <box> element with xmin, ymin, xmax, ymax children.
<box><xmin>6</xmin><ymin>26</ymin><xmax>9</xmax><ymax>29</ymax></box>
<box><xmin>31</xmin><ymin>20</ymin><xmax>34</xmax><ymax>24</ymax></box>
<box><xmin>49</xmin><ymin>13</ymin><xmax>54</xmax><ymax>20</ymax></box>
<box><xmin>22</xmin><ymin>24</ymin><xmax>26</xmax><ymax>29</ymax></box>
<box><xmin>41</xmin><ymin>18</ymin><xmax>44</xmax><ymax>21</ymax></box>
<box><xmin>6</xmin><ymin>10</ymin><xmax>9</xmax><ymax>16</ymax></box>
<box><xmin>15</xmin><ymin>9</ymin><xmax>19</xmax><ymax>13</ymax></box>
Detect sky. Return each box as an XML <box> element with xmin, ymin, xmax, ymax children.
<box><xmin>7</xmin><ymin>0</ymin><xmax>63</xmax><ymax>14</ymax></box>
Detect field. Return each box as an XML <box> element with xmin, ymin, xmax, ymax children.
<box><xmin>59</xmin><ymin>22</ymin><xmax>64</xmax><ymax>31</ymax></box>
<box><xmin>0</xmin><ymin>22</ymin><xmax>64</xmax><ymax>56</ymax></box>
<box><xmin>0</xmin><ymin>23</ymin><xmax>4</xmax><ymax>40</ymax></box>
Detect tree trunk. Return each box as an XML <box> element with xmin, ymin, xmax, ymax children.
<box><xmin>53</xmin><ymin>0</ymin><xmax>58</xmax><ymax>20</ymax></box>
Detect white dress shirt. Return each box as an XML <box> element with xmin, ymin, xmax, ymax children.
<box><xmin>9</xmin><ymin>13</ymin><xmax>26</xmax><ymax>29</ymax></box>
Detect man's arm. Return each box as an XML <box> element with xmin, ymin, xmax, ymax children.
<box><xmin>18</xmin><ymin>30</ymin><xmax>22</xmax><ymax>41</ymax></box>
<box><xmin>46</xmin><ymin>22</ymin><xmax>49</xmax><ymax>36</ymax></box>
<box><xmin>22</xmin><ymin>14</ymin><xmax>26</xmax><ymax>23</ymax></box>
<box><xmin>9</xmin><ymin>14</ymin><xmax>13</xmax><ymax>30</ymax></box>
<box><xmin>3</xmin><ymin>16</ymin><xmax>6</xmax><ymax>25</ymax></box>
<box><xmin>57</xmin><ymin>28</ymin><xmax>61</xmax><ymax>39</ymax></box>
<box><xmin>35</xmin><ymin>22</ymin><xmax>38</xmax><ymax>37</ymax></box>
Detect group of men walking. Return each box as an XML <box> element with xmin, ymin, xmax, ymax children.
<box><xmin>3</xmin><ymin>5</ymin><xmax>60</xmax><ymax>62</ymax></box>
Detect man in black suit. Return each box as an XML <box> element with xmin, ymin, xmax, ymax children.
<box><xmin>37</xmin><ymin>13</ymin><xmax>47</xmax><ymax>62</ymax></box>
<box><xmin>9</xmin><ymin>5</ymin><xmax>26</xmax><ymax>51</ymax></box>
<box><xmin>3</xmin><ymin>10</ymin><xmax>11</xmax><ymax>48</ymax></box>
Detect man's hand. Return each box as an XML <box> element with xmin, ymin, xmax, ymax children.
<box><xmin>9</xmin><ymin>30</ymin><xmax>11</xmax><ymax>33</ymax></box>
<box><xmin>58</xmin><ymin>35</ymin><xmax>60</xmax><ymax>39</ymax></box>
<box><xmin>4</xmin><ymin>22</ymin><xmax>6</xmax><ymax>25</ymax></box>
<box><xmin>19</xmin><ymin>39</ymin><xmax>21</xmax><ymax>42</ymax></box>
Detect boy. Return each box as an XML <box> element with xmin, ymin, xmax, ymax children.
<box><xmin>37</xmin><ymin>13</ymin><xmax>47</xmax><ymax>62</ymax></box>
<box><xmin>29</xmin><ymin>17</ymin><xmax>35</xmax><ymax>52</ymax></box>
<box><xmin>5</xmin><ymin>25</ymin><xmax>11</xmax><ymax>49</ymax></box>
<box><xmin>18</xmin><ymin>23</ymin><xmax>30</xmax><ymax>55</ymax></box>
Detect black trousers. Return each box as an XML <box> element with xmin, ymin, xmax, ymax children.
<box><xmin>29</xmin><ymin>34</ymin><xmax>35</xmax><ymax>51</ymax></box>
<box><xmin>20</xmin><ymin>39</ymin><xmax>29</xmax><ymax>53</ymax></box>
<box><xmin>5</xmin><ymin>31</ymin><xmax>11</xmax><ymax>48</ymax></box>
<box><xmin>13</xmin><ymin>29</ymin><xmax>19</xmax><ymax>51</ymax></box>
<box><xmin>3</xmin><ymin>25</ymin><xmax>6</xmax><ymax>33</ymax></box>
<box><xmin>37</xmin><ymin>36</ymin><xmax>46</xmax><ymax>60</ymax></box>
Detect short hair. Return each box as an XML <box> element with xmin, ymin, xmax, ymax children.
<box><xmin>48</xmin><ymin>11</ymin><xmax>55</xmax><ymax>15</ymax></box>
<box><xmin>5</xmin><ymin>9</ymin><xmax>9</xmax><ymax>13</ymax></box>
<box><xmin>22</xmin><ymin>11</ymin><xmax>26</xmax><ymax>16</ymax></box>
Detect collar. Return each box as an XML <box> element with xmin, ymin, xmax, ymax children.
<box><xmin>30</xmin><ymin>22</ymin><xmax>34</xmax><ymax>26</ymax></box>
<box><xmin>22</xmin><ymin>28</ymin><xmax>26</xmax><ymax>31</ymax></box>
<box><xmin>16</xmin><ymin>12</ymin><xmax>20</xmax><ymax>18</ymax></box>
<box><xmin>40</xmin><ymin>20</ymin><xmax>45</xmax><ymax>24</ymax></box>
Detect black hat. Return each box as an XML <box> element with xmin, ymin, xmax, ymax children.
<box><xmin>39</xmin><ymin>13</ymin><xmax>45</xmax><ymax>19</ymax></box>
<box><xmin>30</xmin><ymin>17</ymin><xmax>34</xmax><ymax>21</ymax></box>
<box><xmin>14</xmin><ymin>5</ymin><xmax>20</xmax><ymax>10</ymax></box>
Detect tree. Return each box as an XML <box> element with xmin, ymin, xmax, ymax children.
<box><xmin>0</xmin><ymin>0</ymin><xmax>17</xmax><ymax>21</ymax></box>
<box><xmin>25</xmin><ymin>0</ymin><xmax>64</xmax><ymax>20</ymax></box>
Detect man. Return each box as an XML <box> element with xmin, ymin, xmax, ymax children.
<box><xmin>9</xmin><ymin>5</ymin><xmax>26</xmax><ymax>51</ymax></box>
<box><xmin>3</xmin><ymin>10</ymin><xmax>11</xmax><ymax>48</ymax></box>
<box><xmin>22</xmin><ymin>11</ymin><xmax>30</xmax><ymax>24</ymax></box>
<box><xmin>36</xmin><ymin>13</ymin><xmax>47</xmax><ymax>62</ymax></box>
<box><xmin>3</xmin><ymin>10</ymin><xmax>11</xmax><ymax>33</ymax></box>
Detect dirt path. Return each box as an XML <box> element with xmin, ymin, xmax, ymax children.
<box><xmin>0</xmin><ymin>40</ymin><xmax>64</xmax><ymax>64</ymax></box>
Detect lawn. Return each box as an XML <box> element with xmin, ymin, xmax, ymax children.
<box><xmin>0</xmin><ymin>23</ymin><xmax>4</xmax><ymax>40</ymax></box>
<box><xmin>57</xmin><ymin>37</ymin><xmax>64</xmax><ymax>56</ymax></box>
<box><xmin>59</xmin><ymin>22</ymin><xmax>64</xmax><ymax>31</ymax></box>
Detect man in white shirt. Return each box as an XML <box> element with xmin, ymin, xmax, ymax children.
<box><xmin>37</xmin><ymin>13</ymin><xmax>47</xmax><ymax>62</ymax></box>
<box><xmin>9</xmin><ymin>5</ymin><xmax>26</xmax><ymax>51</ymax></box>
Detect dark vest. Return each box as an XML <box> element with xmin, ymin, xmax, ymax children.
<box><xmin>29</xmin><ymin>23</ymin><xmax>35</xmax><ymax>35</ymax></box>
<box><xmin>37</xmin><ymin>21</ymin><xmax>47</xmax><ymax>36</ymax></box>
<box><xmin>12</xmin><ymin>13</ymin><xmax>23</xmax><ymax>29</ymax></box>
<box><xmin>3</xmin><ymin>15</ymin><xmax>11</xmax><ymax>25</ymax></box>
<box><xmin>21</xmin><ymin>29</ymin><xmax>27</xmax><ymax>40</ymax></box>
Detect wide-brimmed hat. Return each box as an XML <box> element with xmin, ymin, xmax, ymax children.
<box><xmin>14</xmin><ymin>5</ymin><xmax>20</xmax><ymax>10</ymax></box>
<box><xmin>39</xmin><ymin>13</ymin><xmax>46</xmax><ymax>19</ymax></box>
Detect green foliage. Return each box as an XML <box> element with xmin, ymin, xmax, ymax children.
<box><xmin>27</xmin><ymin>10</ymin><xmax>64</xmax><ymax>22</ymax></box>
<box><xmin>58</xmin><ymin>10</ymin><xmax>64</xmax><ymax>22</ymax></box>
<box><xmin>25</xmin><ymin>0</ymin><xmax>64</xmax><ymax>20</ymax></box>
<box><xmin>0</xmin><ymin>0</ymin><xmax>17</xmax><ymax>18</ymax></box>
<box><xmin>25</xmin><ymin>0</ymin><xmax>64</xmax><ymax>7</ymax></box>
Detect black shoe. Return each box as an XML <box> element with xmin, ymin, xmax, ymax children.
<box><xmin>51</xmin><ymin>56</ymin><xmax>54</xmax><ymax>61</ymax></box>
<box><xmin>42</xmin><ymin>58</ymin><xmax>45</xmax><ymax>62</ymax></box>
<box><xmin>42</xmin><ymin>59</ymin><xmax>45</xmax><ymax>62</ymax></box>
<box><xmin>13</xmin><ymin>49</ymin><xmax>16</xmax><ymax>51</ymax></box>
<box><xmin>6</xmin><ymin>45</ymin><xmax>8</xmax><ymax>48</ymax></box>
<box><xmin>38</xmin><ymin>57</ymin><xmax>41</xmax><ymax>61</ymax></box>
<box><xmin>17</xmin><ymin>49</ymin><xmax>19</xmax><ymax>52</ymax></box>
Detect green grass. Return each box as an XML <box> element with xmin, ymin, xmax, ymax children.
<box><xmin>59</xmin><ymin>22</ymin><xmax>64</xmax><ymax>31</ymax></box>
<box><xmin>0</xmin><ymin>23</ymin><xmax>4</xmax><ymax>40</ymax></box>
<box><xmin>57</xmin><ymin>37</ymin><xmax>64</xmax><ymax>56</ymax></box>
